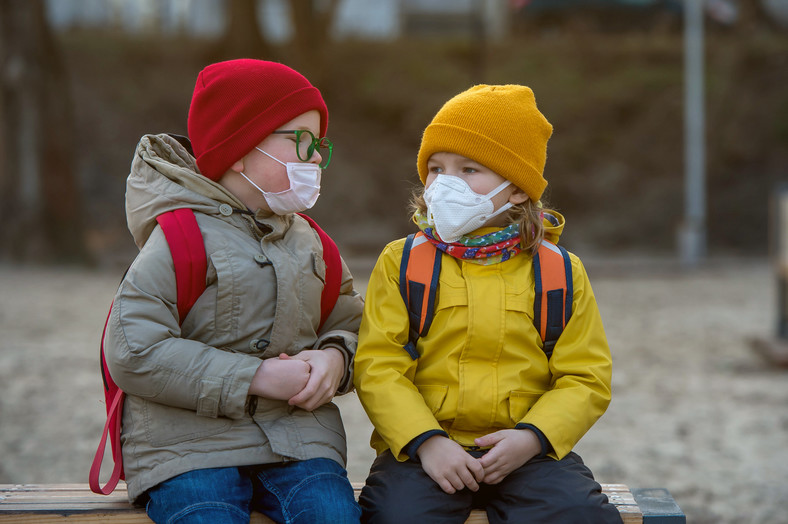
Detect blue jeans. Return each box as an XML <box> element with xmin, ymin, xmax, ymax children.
<box><xmin>146</xmin><ymin>459</ymin><xmax>360</xmax><ymax>524</ymax></box>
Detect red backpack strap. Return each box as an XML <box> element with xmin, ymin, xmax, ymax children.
<box><xmin>90</xmin><ymin>209</ymin><xmax>207</xmax><ymax>495</ymax></box>
<box><xmin>532</xmin><ymin>240</ymin><xmax>573</xmax><ymax>359</ymax></box>
<box><xmin>297</xmin><ymin>213</ymin><xmax>341</xmax><ymax>330</ymax></box>
<box><xmin>156</xmin><ymin>208</ymin><xmax>207</xmax><ymax>324</ymax></box>
<box><xmin>399</xmin><ymin>232</ymin><xmax>442</xmax><ymax>360</ymax></box>
<box><xmin>88</xmin><ymin>376</ymin><xmax>125</xmax><ymax>495</ymax></box>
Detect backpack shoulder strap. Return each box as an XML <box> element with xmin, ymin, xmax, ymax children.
<box><xmin>400</xmin><ymin>232</ymin><xmax>442</xmax><ymax>360</ymax></box>
<box><xmin>532</xmin><ymin>240</ymin><xmax>573</xmax><ymax>359</ymax></box>
<box><xmin>156</xmin><ymin>208</ymin><xmax>207</xmax><ymax>323</ymax></box>
<box><xmin>297</xmin><ymin>213</ymin><xmax>341</xmax><ymax>330</ymax></box>
<box><xmin>397</xmin><ymin>234</ymin><xmax>573</xmax><ymax>362</ymax></box>
<box><xmin>90</xmin><ymin>208</ymin><xmax>207</xmax><ymax>495</ymax></box>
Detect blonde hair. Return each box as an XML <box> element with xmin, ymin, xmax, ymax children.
<box><xmin>409</xmin><ymin>187</ymin><xmax>547</xmax><ymax>256</ymax></box>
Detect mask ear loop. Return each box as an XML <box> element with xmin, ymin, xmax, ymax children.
<box><xmin>239</xmin><ymin>172</ymin><xmax>267</xmax><ymax>194</ymax></box>
<box><xmin>240</xmin><ymin>171</ymin><xmax>291</xmax><ymax>200</ymax></box>
<box><xmin>482</xmin><ymin>180</ymin><xmax>514</xmax><ymax>220</ymax></box>
<box><xmin>245</xmin><ymin>148</ymin><xmax>292</xmax><ymax>197</ymax></box>
<box><xmin>485</xmin><ymin>180</ymin><xmax>513</xmax><ymax>199</ymax></box>
<box><xmin>255</xmin><ymin>147</ymin><xmax>287</xmax><ymax>167</ymax></box>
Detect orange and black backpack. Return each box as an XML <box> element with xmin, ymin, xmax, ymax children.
<box><xmin>89</xmin><ymin>208</ymin><xmax>341</xmax><ymax>495</ymax></box>
<box><xmin>399</xmin><ymin>231</ymin><xmax>573</xmax><ymax>360</ymax></box>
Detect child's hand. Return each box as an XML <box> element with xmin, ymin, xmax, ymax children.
<box><xmin>248</xmin><ymin>355</ymin><xmax>311</xmax><ymax>401</ymax></box>
<box><xmin>285</xmin><ymin>347</ymin><xmax>345</xmax><ymax>411</ymax></box>
<box><xmin>474</xmin><ymin>429</ymin><xmax>541</xmax><ymax>484</ymax></box>
<box><xmin>416</xmin><ymin>435</ymin><xmax>484</xmax><ymax>494</ymax></box>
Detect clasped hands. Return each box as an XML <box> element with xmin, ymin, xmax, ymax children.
<box><xmin>248</xmin><ymin>347</ymin><xmax>345</xmax><ymax>412</ymax></box>
<box><xmin>416</xmin><ymin>430</ymin><xmax>542</xmax><ymax>494</ymax></box>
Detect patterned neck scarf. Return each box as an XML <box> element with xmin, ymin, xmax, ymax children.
<box><xmin>413</xmin><ymin>211</ymin><xmax>522</xmax><ymax>265</ymax></box>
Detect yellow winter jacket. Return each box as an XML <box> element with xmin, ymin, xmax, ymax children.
<box><xmin>354</xmin><ymin>219</ymin><xmax>612</xmax><ymax>462</ymax></box>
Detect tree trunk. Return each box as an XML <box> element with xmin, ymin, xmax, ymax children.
<box><xmin>289</xmin><ymin>0</ymin><xmax>340</xmax><ymax>90</ymax></box>
<box><xmin>217</xmin><ymin>0</ymin><xmax>270</xmax><ymax>60</ymax></box>
<box><xmin>0</xmin><ymin>0</ymin><xmax>91</xmax><ymax>264</ymax></box>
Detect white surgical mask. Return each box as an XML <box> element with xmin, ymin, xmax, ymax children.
<box><xmin>424</xmin><ymin>174</ymin><xmax>513</xmax><ymax>243</ymax></box>
<box><xmin>240</xmin><ymin>147</ymin><xmax>321</xmax><ymax>215</ymax></box>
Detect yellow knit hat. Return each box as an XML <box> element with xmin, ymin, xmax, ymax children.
<box><xmin>417</xmin><ymin>84</ymin><xmax>553</xmax><ymax>202</ymax></box>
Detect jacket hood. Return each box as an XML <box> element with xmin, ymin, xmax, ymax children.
<box><xmin>542</xmin><ymin>209</ymin><xmax>565</xmax><ymax>245</ymax></box>
<box><xmin>125</xmin><ymin>134</ymin><xmax>246</xmax><ymax>249</ymax></box>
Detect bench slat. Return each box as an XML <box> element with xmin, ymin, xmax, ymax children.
<box><xmin>0</xmin><ymin>483</ymin><xmax>642</xmax><ymax>523</ymax></box>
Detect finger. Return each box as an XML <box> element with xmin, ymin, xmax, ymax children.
<box><xmin>483</xmin><ymin>457</ymin><xmax>503</xmax><ymax>474</ymax></box>
<box><xmin>483</xmin><ymin>472</ymin><xmax>504</xmax><ymax>485</ymax></box>
<box><xmin>289</xmin><ymin>388</ymin><xmax>317</xmax><ymax>408</ymax></box>
<box><xmin>448</xmin><ymin>473</ymin><xmax>466</xmax><ymax>493</ymax></box>
<box><xmin>474</xmin><ymin>430</ymin><xmax>504</xmax><ymax>448</ymax></box>
<box><xmin>288</xmin><ymin>375</ymin><xmax>319</xmax><ymax>405</ymax></box>
<box><xmin>439</xmin><ymin>481</ymin><xmax>456</xmax><ymax>495</ymax></box>
<box><xmin>468</xmin><ymin>459</ymin><xmax>485</xmax><ymax>482</ymax></box>
<box><xmin>303</xmin><ymin>390</ymin><xmax>332</xmax><ymax>411</ymax></box>
<box><xmin>290</xmin><ymin>378</ymin><xmax>332</xmax><ymax>410</ymax></box>
<box><xmin>459</xmin><ymin>468</ymin><xmax>479</xmax><ymax>492</ymax></box>
<box><xmin>278</xmin><ymin>353</ymin><xmax>291</xmax><ymax>360</ymax></box>
<box><xmin>478</xmin><ymin>448</ymin><xmax>501</xmax><ymax>468</ymax></box>
<box><xmin>430</xmin><ymin>472</ymin><xmax>457</xmax><ymax>495</ymax></box>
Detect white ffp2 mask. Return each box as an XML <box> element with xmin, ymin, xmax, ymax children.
<box><xmin>240</xmin><ymin>147</ymin><xmax>321</xmax><ymax>215</ymax></box>
<box><xmin>424</xmin><ymin>175</ymin><xmax>512</xmax><ymax>243</ymax></box>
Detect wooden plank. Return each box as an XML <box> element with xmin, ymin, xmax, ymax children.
<box><xmin>0</xmin><ymin>483</ymin><xmax>642</xmax><ymax>523</ymax></box>
<box><xmin>631</xmin><ymin>488</ymin><xmax>685</xmax><ymax>523</ymax></box>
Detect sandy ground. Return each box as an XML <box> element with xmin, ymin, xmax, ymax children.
<box><xmin>1</xmin><ymin>256</ymin><xmax>787</xmax><ymax>523</ymax></box>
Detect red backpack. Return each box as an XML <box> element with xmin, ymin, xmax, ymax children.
<box><xmin>89</xmin><ymin>209</ymin><xmax>342</xmax><ymax>495</ymax></box>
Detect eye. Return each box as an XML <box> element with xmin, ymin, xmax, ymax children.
<box><xmin>462</xmin><ymin>166</ymin><xmax>478</xmax><ymax>174</ymax></box>
<box><xmin>428</xmin><ymin>165</ymin><xmax>443</xmax><ymax>174</ymax></box>
<box><xmin>297</xmin><ymin>130</ymin><xmax>317</xmax><ymax>145</ymax></box>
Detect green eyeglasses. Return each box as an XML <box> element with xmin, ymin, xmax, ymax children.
<box><xmin>272</xmin><ymin>129</ymin><xmax>333</xmax><ymax>168</ymax></box>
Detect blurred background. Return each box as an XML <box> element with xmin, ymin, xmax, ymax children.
<box><xmin>1</xmin><ymin>1</ymin><xmax>787</xmax><ymax>523</ymax></box>
<box><xmin>1</xmin><ymin>0</ymin><xmax>786</xmax><ymax>265</ymax></box>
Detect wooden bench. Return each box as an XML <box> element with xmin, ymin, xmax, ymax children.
<box><xmin>0</xmin><ymin>483</ymin><xmax>684</xmax><ymax>523</ymax></box>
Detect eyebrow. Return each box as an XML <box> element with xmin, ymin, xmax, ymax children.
<box><xmin>427</xmin><ymin>159</ymin><xmax>483</xmax><ymax>169</ymax></box>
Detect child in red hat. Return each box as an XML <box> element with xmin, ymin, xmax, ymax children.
<box><xmin>104</xmin><ymin>59</ymin><xmax>363</xmax><ymax>523</ymax></box>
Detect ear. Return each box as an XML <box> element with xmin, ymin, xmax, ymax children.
<box><xmin>508</xmin><ymin>187</ymin><xmax>530</xmax><ymax>206</ymax></box>
<box><xmin>230</xmin><ymin>158</ymin><xmax>244</xmax><ymax>173</ymax></box>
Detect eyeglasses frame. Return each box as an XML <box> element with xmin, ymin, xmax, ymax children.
<box><xmin>271</xmin><ymin>129</ymin><xmax>333</xmax><ymax>168</ymax></box>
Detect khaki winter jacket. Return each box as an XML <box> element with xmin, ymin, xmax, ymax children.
<box><xmin>105</xmin><ymin>134</ymin><xmax>363</xmax><ymax>502</ymax></box>
<box><xmin>354</xmin><ymin>217</ymin><xmax>612</xmax><ymax>462</ymax></box>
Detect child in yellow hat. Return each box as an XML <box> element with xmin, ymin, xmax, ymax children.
<box><xmin>354</xmin><ymin>85</ymin><xmax>621</xmax><ymax>522</ymax></box>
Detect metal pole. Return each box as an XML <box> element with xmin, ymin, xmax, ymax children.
<box><xmin>775</xmin><ymin>184</ymin><xmax>788</xmax><ymax>339</ymax></box>
<box><xmin>680</xmin><ymin>0</ymin><xmax>706</xmax><ymax>266</ymax></box>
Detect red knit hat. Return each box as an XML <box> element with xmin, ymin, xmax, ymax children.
<box><xmin>187</xmin><ymin>59</ymin><xmax>328</xmax><ymax>181</ymax></box>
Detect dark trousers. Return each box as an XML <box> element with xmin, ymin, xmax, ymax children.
<box><xmin>358</xmin><ymin>450</ymin><xmax>622</xmax><ymax>524</ymax></box>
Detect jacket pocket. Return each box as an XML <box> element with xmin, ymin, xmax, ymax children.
<box><xmin>308</xmin><ymin>403</ymin><xmax>348</xmax><ymax>460</ymax></box>
<box><xmin>434</xmin><ymin>275</ymin><xmax>467</xmax><ymax>312</ymax></box>
<box><xmin>417</xmin><ymin>384</ymin><xmax>448</xmax><ymax>414</ymax></box>
<box><xmin>505</xmin><ymin>286</ymin><xmax>534</xmax><ymax>321</ymax></box>
<box><xmin>210</xmin><ymin>249</ymin><xmax>239</xmax><ymax>344</ymax></box>
<box><xmin>261</xmin><ymin>403</ymin><xmax>347</xmax><ymax>462</ymax></box>
<box><xmin>310</xmin><ymin>402</ymin><xmax>345</xmax><ymax>438</ymax></box>
<box><xmin>507</xmin><ymin>390</ymin><xmax>542</xmax><ymax>425</ymax></box>
<box><xmin>143</xmin><ymin>399</ymin><xmax>232</xmax><ymax>447</ymax></box>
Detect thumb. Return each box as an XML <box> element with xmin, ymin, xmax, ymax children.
<box><xmin>278</xmin><ymin>353</ymin><xmax>291</xmax><ymax>360</ymax></box>
<box><xmin>474</xmin><ymin>430</ymin><xmax>505</xmax><ymax>448</ymax></box>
